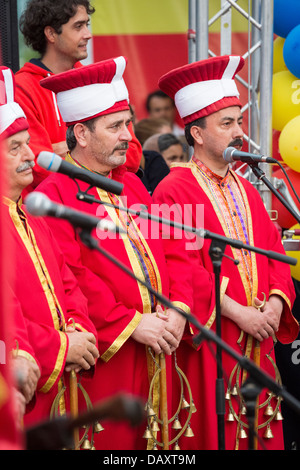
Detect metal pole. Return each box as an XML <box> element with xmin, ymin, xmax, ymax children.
<box><xmin>258</xmin><ymin>0</ymin><xmax>274</xmax><ymax>210</ymax></box>
<box><xmin>195</xmin><ymin>0</ymin><xmax>209</xmax><ymax>60</ymax></box>
<box><xmin>188</xmin><ymin>0</ymin><xmax>197</xmax><ymax>63</ymax></box>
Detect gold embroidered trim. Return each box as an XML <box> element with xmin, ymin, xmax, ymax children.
<box><xmin>101</xmin><ymin>311</ymin><xmax>143</xmax><ymax>362</ymax></box>
<box><xmin>39</xmin><ymin>331</ymin><xmax>67</xmax><ymax>393</ymax></box>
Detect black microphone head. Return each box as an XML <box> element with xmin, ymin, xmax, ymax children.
<box><xmin>25</xmin><ymin>192</ymin><xmax>52</xmax><ymax>217</ymax></box>
<box><xmin>223</xmin><ymin>147</ymin><xmax>236</xmax><ymax>163</ymax></box>
<box><xmin>37</xmin><ymin>151</ymin><xmax>62</xmax><ymax>172</ymax></box>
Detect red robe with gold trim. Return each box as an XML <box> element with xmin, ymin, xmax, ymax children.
<box><xmin>153</xmin><ymin>161</ymin><xmax>299</xmax><ymax>450</ymax></box>
<box><xmin>4</xmin><ymin>197</ymin><xmax>97</xmax><ymax>431</ymax></box>
<box><xmin>36</xmin><ymin>165</ymin><xmax>193</xmax><ymax>450</ymax></box>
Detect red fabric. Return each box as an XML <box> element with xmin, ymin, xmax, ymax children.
<box><xmin>4</xmin><ymin>199</ymin><xmax>97</xmax><ymax>429</ymax></box>
<box><xmin>36</xmin><ymin>170</ymin><xmax>193</xmax><ymax>450</ymax></box>
<box><xmin>153</xmin><ymin>163</ymin><xmax>299</xmax><ymax>450</ymax></box>
<box><xmin>15</xmin><ymin>62</ymin><xmax>69</xmax><ymax>192</ymax></box>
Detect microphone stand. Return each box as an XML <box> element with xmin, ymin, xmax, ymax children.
<box><xmin>249</xmin><ymin>163</ymin><xmax>300</xmax><ymax>224</ymax></box>
<box><xmin>208</xmin><ymin>239</ymin><xmax>239</xmax><ymax>450</ymax></box>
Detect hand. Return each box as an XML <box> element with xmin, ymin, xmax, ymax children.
<box><xmin>131</xmin><ymin>311</ymin><xmax>179</xmax><ymax>355</ymax></box>
<box><xmin>221</xmin><ymin>294</ymin><xmax>283</xmax><ymax>342</ymax></box>
<box><xmin>156</xmin><ymin>305</ymin><xmax>186</xmax><ymax>351</ymax></box>
<box><xmin>65</xmin><ymin>325</ymin><xmax>99</xmax><ymax>373</ymax></box>
<box><xmin>12</xmin><ymin>356</ymin><xmax>40</xmax><ymax>404</ymax></box>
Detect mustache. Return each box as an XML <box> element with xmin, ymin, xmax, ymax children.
<box><xmin>114</xmin><ymin>142</ymin><xmax>129</xmax><ymax>151</ymax></box>
<box><xmin>16</xmin><ymin>161</ymin><xmax>35</xmax><ymax>173</ymax></box>
<box><xmin>228</xmin><ymin>138</ymin><xmax>244</xmax><ymax>148</ymax></box>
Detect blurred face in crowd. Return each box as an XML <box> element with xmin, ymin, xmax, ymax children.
<box><xmin>148</xmin><ymin>96</ymin><xmax>175</xmax><ymax>125</ymax></box>
<box><xmin>3</xmin><ymin>130</ymin><xmax>35</xmax><ymax>201</ymax></box>
<box><xmin>161</xmin><ymin>143</ymin><xmax>185</xmax><ymax>167</ymax></box>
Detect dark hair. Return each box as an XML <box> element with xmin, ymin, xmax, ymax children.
<box><xmin>19</xmin><ymin>0</ymin><xmax>95</xmax><ymax>55</ymax></box>
<box><xmin>145</xmin><ymin>89</ymin><xmax>174</xmax><ymax>112</ymax></box>
<box><xmin>158</xmin><ymin>133</ymin><xmax>182</xmax><ymax>153</ymax></box>
<box><xmin>134</xmin><ymin>117</ymin><xmax>171</xmax><ymax>146</ymax></box>
<box><xmin>66</xmin><ymin>117</ymin><xmax>97</xmax><ymax>151</ymax></box>
<box><xmin>184</xmin><ymin>116</ymin><xmax>207</xmax><ymax>147</ymax></box>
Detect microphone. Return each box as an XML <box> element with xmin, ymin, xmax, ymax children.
<box><xmin>223</xmin><ymin>146</ymin><xmax>277</xmax><ymax>164</ymax></box>
<box><xmin>37</xmin><ymin>151</ymin><xmax>124</xmax><ymax>195</ymax></box>
<box><xmin>25</xmin><ymin>192</ymin><xmax>125</xmax><ymax>234</ymax></box>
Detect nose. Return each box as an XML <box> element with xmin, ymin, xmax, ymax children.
<box><xmin>22</xmin><ymin>143</ymin><xmax>35</xmax><ymax>162</ymax></box>
<box><xmin>83</xmin><ymin>25</ymin><xmax>92</xmax><ymax>40</ymax></box>
<box><xmin>120</xmin><ymin>125</ymin><xmax>133</xmax><ymax>142</ymax></box>
<box><xmin>232</xmin><ymin>120</ymin><xmax>244</xmax><ymax>140</ymax></box>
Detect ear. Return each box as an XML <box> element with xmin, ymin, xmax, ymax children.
<box><xmin>190</xmin><ymin>125</ymin><xmax>204</xmax><ymax>146</ymax></box>
<box><xmin>73</xmin><ymin>123</ymin><xmax>88</xmax><ymax>148</ymax></box>
<box><xmin>44</xmin><ymin>26</ymin><xmax>57</xmax><ymax>44</ymax></box>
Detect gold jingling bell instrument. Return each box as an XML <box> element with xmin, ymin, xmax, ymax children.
<box><xmin>143</xmin><ymin>349</ymin><xmax>196</xmax><ymax>450</ymax></box>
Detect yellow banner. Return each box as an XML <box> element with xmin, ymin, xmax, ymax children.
<box><xmin>91</xmin><ymin>0</ymin><xmax>252</xmax><ymax>36</ymax></box>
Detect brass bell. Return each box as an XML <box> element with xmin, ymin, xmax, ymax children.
<box><xmin>264</xmin><ymin>403</ymin><xmax>274</xmax><ymax>416</ymax></box>
<box><xmin>81</xmin><ymin>438</ymin><xmax>92</xmax><ymax>450</ymax></box>
<box><xmin>151</xmin><ymin>419</ymin><xmax>160</xmax><ymax>432</ymax></box>
<box><xmin>231</xmin><ymin>385</ymin><xmax>238</xmax><ymax>396</ymax></box>
<box><xmin>172</xmin><ymin>417</ymin><xmax>182</xmax><ymax>430</ymax></box>
<box><xmin>181</xmin><ymin>397</ymin><xmax>190</xmax><ymax>410</ymax></box>
<box><xmin>143</xmin><ymin>427</ymin><xmax>152</xmax><ymax>439</ymax></box>
<box><xmin>226</xmin><ymin>411</ymin><xmax>235</xmax><ymax>422</ymax></box>
<box><xmin>241</xmin><ymin>405</ymin><xmax>247</xmax><ymax>415</ymax></box>
<box><xmin>147</xmin><ymin>405</ymin><xmax>156</xmax><ymax>417</ymax></box>
<box><xmin>263</xmin><ymin>425</ymin><xmax>274</xmax><ymax>439</ymax></box>
<box><xmin>184</xmin><ymin>424</ymin><xmax>194</xmax><ymax>437</ymax></box>
<box><xmin>225</xmin><ymin>389</ymin><xmax>231</xmax><ymax>400</ymax></box>
<box><xmin>173</xmin><ymin>441</ymin><xmax>180</xmax><ymax>450</ymax></box>
<box><xmin>94</xmin><ymin>421</ymin><xmax>104</xmax><ymax>433</ymax></box>
<box><xmin>239</xmin><ymin>426</ymin><xmax>247</xmax><ymax>439</ymax></box>
<box><xmin>190</xmin><ymin>400</ymin><xmax>197</xmax><ymax>414</ymax></box>
<box><xmin>275</xmin><ymin>409</ymin><xmax>284</xmax><ymax>421</ymax></box>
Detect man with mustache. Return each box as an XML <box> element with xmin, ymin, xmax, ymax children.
<box><xmin>35</xmin><ymin>57</ymin><xmax>192</xmax><ymax>450</ymax></box>
<box><xmin>0</xmin><ymin>65</ymin><xmax>99</xmax><ymax>435</ymax></box>
<box><xmin>153</xmin><ymin>55</ymin><xmax>299</xmax><ymax>450</ymax></box>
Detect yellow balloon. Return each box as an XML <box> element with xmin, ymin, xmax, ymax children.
<box><xmin>273</xmin><ymin>37</ymin><xmax>287</xmax><ymax>74</ymax></box>
<box><xmin>272</xmin><ymin>71</ymin><xmax>300</xmax><ymax>131</ymax></box>
<box><xmin>285</xmin><ymin>223</ymin><xmax>300</xmax><ymax>281</ymax></box>
<box><xmin>279</xmin><ymin>115</ymin><xmax>300</xmax><ymax>172</ymax></box>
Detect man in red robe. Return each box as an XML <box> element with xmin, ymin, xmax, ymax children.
<box><xmin>35</xmin><ymin>56</ymin><xmax>193</xmax><ymax>450</ymax></box>
<box><xmin>15</xmin><ymin>0</ymin><xmax>142</xmax><ymax>195</ymax></box>
<box><xmin>0</xmin><ymin>65</ymin><xmax>99</xmax><ymax>443</ymax></box>
<box><xmin>153</xmin><ymin>55</ymin><xmax>299</xmax><ymax>450</ymax></box>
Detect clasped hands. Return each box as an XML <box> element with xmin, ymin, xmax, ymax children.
<box><xmin>131</xmin><ymin>305</ymin><xmax>187</xmax><ymax>356</ymax></box>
